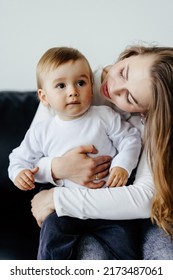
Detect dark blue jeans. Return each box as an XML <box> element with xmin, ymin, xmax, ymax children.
<box><xmin>37</xmin><ymin>212</ymin><xmax>142</xmax><ymax>260</ymax></box>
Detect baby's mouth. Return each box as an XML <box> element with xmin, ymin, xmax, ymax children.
<box><xmin>67</xmin><ymin>101</ymin><xmax>80</xmax><ymax>105</ymax></box>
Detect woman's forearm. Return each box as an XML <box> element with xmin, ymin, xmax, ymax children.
<box><xmin>34</xmin><ymin>148</ymin><xmax>154</xmax><ymax>221</ymax></box>
<box><xmin>53</xmin><ymin>151</ymin><xmax>154</xmax><ymax>220</ymax></box>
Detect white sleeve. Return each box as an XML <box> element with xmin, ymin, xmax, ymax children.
<box><xmin>8</xmin><ymin>127</ymin><xmax>42</xmax><ymax>182</ymax></box>
<box><xmin>53</xmin><ymin>150</ymin><xmax>154</xmax><ymax>219</ymax></box>
<box><xmin>107</xmin><ymin>108</ymin><xmax>141</xmax><ymax>176</ymax></box>
<box><xmin>34</xmin><ymin>156</ymin><xmax>63</xmax><ymax>187</ymax></box>
<box><xmin>29</xmin><ymin>102</ymin><xmax>60</xmax><ymax>184</ymax></box>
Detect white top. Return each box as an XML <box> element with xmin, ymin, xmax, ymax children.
<box><xmin>8</xmin><ymin>105</ymin><xmax>141</xmax><ymax>189</ymax></box>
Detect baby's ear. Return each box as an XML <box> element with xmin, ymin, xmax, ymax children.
<box><xmin>37</xmin><ymin>89</ymin><xmax>49</xmax><ymax>106</ymax></box>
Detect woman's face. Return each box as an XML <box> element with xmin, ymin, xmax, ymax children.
<box><xmin>100</xmin><ymin>55</ymin><xmax>153</xmax><ymax>113</ymax></box>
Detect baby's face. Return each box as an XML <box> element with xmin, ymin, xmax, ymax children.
<box><xmin>39</xmin><ymin>59</ymin><xmax>93</xmax><ymax>120</ymax></box>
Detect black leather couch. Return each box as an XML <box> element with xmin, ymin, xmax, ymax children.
<box><xmin>0</xmin><ymin>91</ymin><xmax>40</xmax><ymax>259</ymax></box>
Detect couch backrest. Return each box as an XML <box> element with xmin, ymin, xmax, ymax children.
<box><xmin>0</xmin><ymin>91</ymin><xmax>39</xmax><ymax>188</ymax></box>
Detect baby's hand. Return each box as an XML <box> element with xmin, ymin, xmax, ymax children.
<box><xmin>14</xmin><ymin>167</ymin><xmax>39</xmax><ymax>191</ymax></box>
<box><xmin>106</xmin><ymin>167</ymin><xmax>128</xmax><ymax>187</ymax></box>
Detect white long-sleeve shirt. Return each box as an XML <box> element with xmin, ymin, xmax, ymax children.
<box><xmin>8</xmin><ymin>105</ymin><xmax>141</xmax><ymax>189</ymax></box>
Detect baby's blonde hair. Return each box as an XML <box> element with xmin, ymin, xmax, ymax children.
<box><xmin>36</xmin><ymin>47</ymin><xmax>93</xmax><ymax>89</ymax></box>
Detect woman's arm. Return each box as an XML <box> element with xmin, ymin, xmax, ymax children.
<box><xmin>53</xmin><ymin>150</ymin><xmax>154</xmax><ymax>219</ymax></box>
<box><xmin>31</xmin><ymin>150</ymin><xmax>154</xmax><ymax>226</ymax></box>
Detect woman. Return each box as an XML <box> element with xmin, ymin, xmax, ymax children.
<box><xmin>31</xmin><ymin>44</ymin><xmax>173</xmax><ymax>259</ymax></box>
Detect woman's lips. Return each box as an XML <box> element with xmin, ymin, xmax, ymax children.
<box><xmin>103</xmin><ymin>82</ymin><xmax>111</xmax><ymax>99</ymax></box>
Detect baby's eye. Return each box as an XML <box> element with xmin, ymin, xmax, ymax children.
<box><xmin>77</xmin><ymin>80</ymin><xmax>86</xmax><ymax>87</ymax></box>
<box><xmin>56</xmin><ymin>83</ymin><xmax>65</xmax><ymax>89</ymax></box>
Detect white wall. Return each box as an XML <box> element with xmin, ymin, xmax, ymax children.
<box><xmin>1</xmin><ymin>0</ymin><xmax>173</xmax><ymax>90</ymax></box>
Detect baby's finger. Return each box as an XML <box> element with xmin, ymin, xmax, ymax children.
<box><xmin>24</xmin><ymin>170</ymin><xmax>35</xmax><ymax>181</ymax></box>
<box><xmin>16</xmin><ymin>180</ymin><xmax>30</xmax><ymax>191</ymax></box>
<box><xmin>121</xmin><ymin>177</ymin><xmax>128</xmax><ymax>186</ymax></box>
<box><xmin>17</xmin><ymin>177</ymin><xmax>34</xmax><ymax>190</ymax></box>
<box><xmin>23</xmin><ymin>172</ymin><xmax>35</xmax><ymax>188</ymax></box>
<box><xmin>30</xmin><ymin>166</ymin><xmax>39</xmax><ymax>175</ymax></box>
<box><xmin>109</xmin><ymin>177</ymin><xmax>120</xmax><ymax>187</ymax></box>
<box><xmin>106</xmin><ymin>173</ymin><xmax>116</xmax><ymax>187</ymax></box>
<box><xmin>110</xmin><ymin>176</ymin><xmax>128</xmax><ymax>187</ymax></box>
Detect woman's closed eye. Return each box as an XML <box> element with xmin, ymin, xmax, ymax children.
<box><xmin>126</xmin><ymin>92</ymin><xmax>142</xmax><ymax>109</ymax></box>
<box><xmin>126</xmin><ymin>93</ymin><xmax>133</xmax><ymax>104</ymax></box>
<box><xmin>120</xmin><ymin>68</ymin><xmax>125</xmax><ymax>79</ymax></box>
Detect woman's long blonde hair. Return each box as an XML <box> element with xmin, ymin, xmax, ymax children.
<box><xmin>118</xmin><ymin>45</ymin><xmax>173</xmax><ymax>235</ymax></box>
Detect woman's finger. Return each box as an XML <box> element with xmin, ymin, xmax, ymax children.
<box><xmin>94</xmin><ymin>161</ymin><xmax>111</xmax><ymax>173</ymax></box>
<box><xmin>85</xmin><ymin>180</ymin><xmax>106</xmax><ymax>189</ymax></box>
<box><xmin>92</xmin><ymin>169</ymin><xmax>109</xmax><ymax>181</ymax></box>
<box><xmin>93</xmin><ymin>155</ymin><xmax>112</xmax><ymax>167</ymax></box>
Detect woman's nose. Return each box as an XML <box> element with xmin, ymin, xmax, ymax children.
<box><xmin>113</xmin><ymin>88</ymin><xmax>128</xmax><ymax>97</ymax></box>
<box><xmin>113</xmin><ymin>88</ymin><xmax>124</xmax><ymax>96</ymax></box>
<box><xmin>109</xmin><ymin>75</ymin><xmax>125</xmax><ymax>95</ymax></box>
<box><xmin>110</xmin><ymin>79</ymin><xmax>127</xmax><ymax>96</ymax></box>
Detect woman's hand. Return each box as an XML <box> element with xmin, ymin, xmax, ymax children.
<box><xmin>31</xmin><ymin>189</ymin><xmax>55</xmax><ymax>227</ymax></box>
<box><xmin>51</xmin><ymin>145</ymin><xmax>112</xmax><ymax>189</ymax></box>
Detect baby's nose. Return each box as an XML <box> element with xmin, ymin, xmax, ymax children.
<box><xmin>69</xmin><ymin>91</ymin><xmax>79</xmax><ymax>97</ymax></box>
